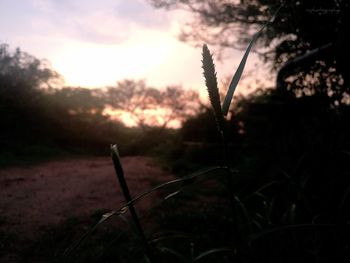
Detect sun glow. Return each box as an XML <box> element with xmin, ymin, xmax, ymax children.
<box><xmin>103</xmin><ymin>106</ymin><xmax>181</xmax><ymax>128</ymax></box>
<box><xmin>51</xmin><ymin>29</ymin><xmax>176</xmax><ymax>88</ymax></box>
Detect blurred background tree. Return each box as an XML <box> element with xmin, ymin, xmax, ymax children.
<box><xmin>150</xmin><ymin>0</ymin><xmax>350</xmax><ymax>104</ymax></box>
<box><xmin>148</xmin><ymin>1</ymin><xmax>350</xmax><ymax>218</ymax></box>
<box><xmin>0</xmin><ymin>44</ymin><xmax>202</xmax><ymax>165</ymax></box>
<box><xmin>104</xmin><ymin>79</ymin><xmax>200</xmax><ymax>131</ymax></box>
<box><xmin>1</xmin><ymin>2</ymin><xmax>350</xmax><ymax>261</ymax></box>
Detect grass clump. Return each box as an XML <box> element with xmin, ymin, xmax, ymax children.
<box><xmin>63</xmin><ymin>4</ymin><xmax>350</xmax><ymax>261</ymax></box>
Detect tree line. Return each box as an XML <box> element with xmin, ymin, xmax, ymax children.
<box><xmin>0</xmin><ymin>44</ymin><xmax>201</xmax><ymax>165</ymax></box>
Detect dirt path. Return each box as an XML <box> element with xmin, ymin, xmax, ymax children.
<box><xmin>0</xmin><ymin>156</ymin><xmax>174</xmax><ymax>240</ymax></box>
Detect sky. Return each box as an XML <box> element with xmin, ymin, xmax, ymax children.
<box><xmin>0</xmin><ymin>0</ymin><xmax>270</xmax><ymax>95</ymax></box>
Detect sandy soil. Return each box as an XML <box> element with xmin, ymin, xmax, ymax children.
<box><xmin>0</xmin><ymin>156</ymin><xmax>175</xmax><ymax>240</ymax></box>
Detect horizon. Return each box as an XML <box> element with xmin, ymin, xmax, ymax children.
<box><xmin>0</xmin><ymin>0</ymin><xmax>271</xmax><ymax>95</ymax></box>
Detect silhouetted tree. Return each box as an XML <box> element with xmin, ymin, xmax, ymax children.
<box><xmin>0</xmin><ymin>43</ymin><xmax>61</xmax><ymax>93</ymax></box>
<box><xmin>150</xmin><ymin>0</ymin><xmax>350</xmax><ymax>104</ymax></box>
<box><xmin>46</xmin><ymin>87</ymin><xmax>106</xmax><ymax>120</ymax></box>
<box><xmin>0</xmin><ymin>44</ymin><xmax>127</xmax><ymax>160</ymax></box>
<box><xmin>104</xmin><ymin>79</ymin><xmax>200</xmax><ymax>130</ymax></box>
<box><xmin>0</xmin><ymin>44</ymin><xmax>61</xmax><ymax>145</ymax></box>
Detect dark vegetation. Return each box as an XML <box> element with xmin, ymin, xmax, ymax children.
<box><xmin>151</xmin><ymin>0</ymin><xmax>350</xmax><ymax>102</ymax></box>
<box><xmin>1</xmin><ymin>0</ymin><xmax>350</xmax><ymax>262</ymax></box>
<box><xmin>0</xmin><ymin>44</ymin><xmax>196</xmax><ymax>166</ymax></box>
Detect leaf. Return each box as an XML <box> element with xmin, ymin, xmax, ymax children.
<box><xmin>245</xmin><ymin>180</ymin><xmax>278</xmax><ymax>200</ymax></box>
<box><xmin>193</xmin><ymin>247</ymin><xmax>232</xmax><ymax>262</ymax></box>
<box><xmin>164</xmin><ymin>190</ymin><xmax>181</xmax><ymax>200</ymax></box>
<box><xmin>222</xmin><ymin>4</ymin><xmax>284</xmax><ymax>116</ymax></box>
<box><xmin>63</xmin><ymin>208</ymin><xmax>126</xmax><ymax>257</ymax></box>
<box><xmin>222</xmin><ymin>35</ymin><xmax>259</xmax><ymax>116</ymax></box>
<box><xmin>235</xmin><ymin>196</ymin><xmax>253</xmax><ymax>236</ymax></box>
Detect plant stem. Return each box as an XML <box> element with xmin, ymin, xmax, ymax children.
<box><xmin>111</xmin><ymin>145</ymin><xmax>155</xmax><ymax>262</ymax></box>
<box><xmin>220</xmin><ymin>130</ymin><xmax>235</xmax><ymax>209</ymax></box>
<box><xmin>220</xmin><ymin>128</ymin><xmax>239</xmax><ymax>258</ymax></box>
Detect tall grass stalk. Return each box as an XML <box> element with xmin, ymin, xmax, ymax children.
<box><xmin>66</xmin><ymin>5</ymin><xmax>288</xmax><ymax>261</ymax></box>
<box><xmin>202</xmin><ymin>44</ymin><xmax>238</xmax><ymax>253</ymax></box>
<box><xmin>111</xmin><ymin>144</ymin><xmax>155</xmax><ymax>262</ymax></box>
<box><xmin>201</xmin><ymin>6</ymin><xmax>283</xmax><ymax>256</ymax></box>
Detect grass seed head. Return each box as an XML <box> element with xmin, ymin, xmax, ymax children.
<box><xmin>202</xmin><ymin>44</ymin><xmax>225</xmax><ymax>132</ymax></box>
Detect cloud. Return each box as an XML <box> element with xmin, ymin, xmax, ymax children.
<box><xmin>114</xmin><ymin>0</ymin><xmax>171</xmax><ymax>30</ymax></box>
<box><xmin>0</xmin><ymin>0</ymin><xmax>211</xmax><ymax>90</ymax></box>
<box><xmin>24</xmin><ymin>0</ymin><xmax>173</xmax><ymax>45</ymax></box>
<box><xmin>27</xmin><ymin>0</ymin><xmax>128</xmax><ymax>45</ymax></box>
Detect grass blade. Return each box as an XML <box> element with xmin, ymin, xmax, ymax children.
<box><xmin>222</xmin><ymin>33</ymin><xmax>259</xmax><ymax>116</ymax></box>
<box><xmin>111</xmin><ymin>144</ymin><xmax>155</xmax><ymax>262</ymax></box>
<box><xmin>63</xmin><ymin>208</ymin><xmax>127</xmax><ymax>258</ymax></box>
<box><xmin>222</xmin><ymin>4</ymin><xmax>283</xmax><ymax>116</ymax></box>
<box><xmin>66</xmin><ymin>166</ymin><xmax>227</xmax><ymax>257</ymax></box>
<box><xmin>235</xmin><ymin>196</ymin><xmax>253</xmax><ymax>241</ymax></box>
<box><xmin>193</xmin><ymin>247</ymin><xmax>232</xmax><ymax>262</ymax></box>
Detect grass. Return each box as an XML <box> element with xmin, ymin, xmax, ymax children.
<box><xmin>62</xmin><ymin>5</ymin><xmax>348</xmax><ymax>261</ymax></box>
<box><xmin>3</xmin><ymin>97</ymin><xmax>349</xmax><ymax>262</ymax></box>
<box><xmin>3</xmin><ymin>3</ymin><xmax>349</xmax><ymax>261</ymax></box>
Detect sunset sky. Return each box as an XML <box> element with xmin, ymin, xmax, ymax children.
<box><xmin>0</xmin><ymin>0</ymin><xmax>269</xmax><ymax>94</ymax></box>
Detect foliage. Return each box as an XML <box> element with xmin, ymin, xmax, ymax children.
<box><xmin>104</xmin><ymin>79</ymin><xmax>199</xmax><ymax>130</ymax></box>
<box><xmin>0</xmin><ymin>43</ymin><xmax>61</xmax><ymax>90</ymax></box>
<box><xmin>2</xmin><ymin>1</ymin><xmax>350</xmax><ymax>260</ymax></box>
<box><xmin>63</xmin><ymin>25</ymin><xmax>350</xmax><ymax>261</ymax></box>
<box><xmin>9</xmin><ymin>87</ymin><xmax>350</xmax><ymax>262</ymax></box>
<box><xmin>151</xmin><ymin>88</ymin><xmax>350</xmax><ymax>262</ymax></box>
<box><xmin>150</xmin><ymin>0</ymin><xmax>350</xmax><ymax>103</ymax></box>
<box><xmin>0</xmin><ymin>44</ymin><xmax>199</xmax><ymax>166</ymax></box>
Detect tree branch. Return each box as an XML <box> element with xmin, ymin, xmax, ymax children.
<box><xmin>276</xmin><ymin>42</ymin><xmax>333</xmax><ymax>91</ymax></box>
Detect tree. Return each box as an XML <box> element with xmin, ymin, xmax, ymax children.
<box><xmin>0</xmin><ymin>44</ymin><xmax>126</xmax><ymax>158</ymax></box>
<box><xmin>46</xmin><ymin>87</ymin><xmax>106</xmax><ymax>120</ymax></box>
<box><xmin>0</xmin><ymin>43</ymin><xmax>61</xmax><ymax>93</ymax></box>
<box><xmin>0</xmin><ymin>43</ymin><xmax>63</xmax><ymax>125</ymax></box>
<box><xmin>150</xmin><ymin>0</ymin><xmax>350</xmax><ymax>104</ymax></box>
<box><xmin>104</xmin><ymin>79</ymin><xmax>200</xmax><ymax>130</ymax></box>
<box><xmin>0</xmin><ymin>44</ymin><xmax>62</xmax><ymax>138</ymax></box>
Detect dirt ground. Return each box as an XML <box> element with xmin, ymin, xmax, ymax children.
<box><xmin>0</xmin><ymin>156</ymin><xmax>175</xmax><ymax>241</ymax></box>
